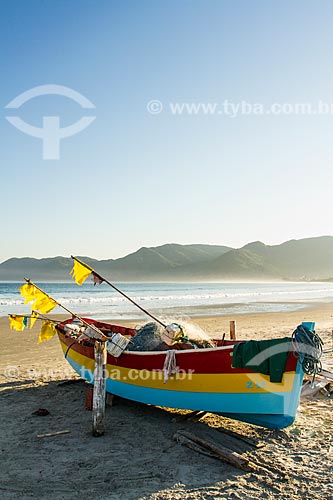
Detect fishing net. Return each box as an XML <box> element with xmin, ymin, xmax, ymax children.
<box><xmin>178</xmin><ymin>320</ymin><xmax>216</xmax><ymax>349</ymax></box>
<box><xmin>126</xmin><ymin>320</ymin><xmax>216</xmax><ymax>352</ymax></box>
<box><xmin>126</xmin><ymin>322</ymin><xmax>169</xmax><ymax>351</ymax></box>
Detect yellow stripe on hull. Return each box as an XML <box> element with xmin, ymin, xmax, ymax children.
<box><xmin>61</xmin><ymin>341</ymin><xmax>295</xmax><ymax>394</ymax></box>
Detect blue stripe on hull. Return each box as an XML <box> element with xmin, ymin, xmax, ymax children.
<box><xmin>67</xmin><ymin>356</ymin><xmax>303</xmax><ymax>430</ymax></box>
<box><xmin>220</xmin><ymin>362</ymin><xmax>304</xmax><ymax>428</ymax></box>
<box><xmin>218</xmin><ymin>412</ymin><xmax>295</xmax><ymax>429</ymax></box>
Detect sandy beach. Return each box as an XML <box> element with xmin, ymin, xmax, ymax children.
<box><xmin>1</xmin><ymin>302</ymin><xmax>332</xmax><ymax>500</ymax></box>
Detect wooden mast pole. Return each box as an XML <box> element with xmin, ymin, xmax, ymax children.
<box><xmin>71</xmin><ymin>256</ymin><xmax>167</xmax><ymax>328</ymax></box>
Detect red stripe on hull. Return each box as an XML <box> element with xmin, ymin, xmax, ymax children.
<box><xmin>58</xmin><ymin>329</ymin><xmax>298</xmax><ymax>375</ymax></box>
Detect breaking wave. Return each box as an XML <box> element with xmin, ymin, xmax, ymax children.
<box><xmin>1</xmin><ymin>281</ymin><xmax>333</xmax><ymax>319</ymax></box>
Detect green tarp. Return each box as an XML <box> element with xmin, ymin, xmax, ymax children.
<box><xmin>232</xmin><ymin>337</ymin><xmax>292</xmax><ymax>383</ymax></box>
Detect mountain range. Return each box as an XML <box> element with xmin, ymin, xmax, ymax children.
<box><xmin>0</xmin><ymin>236</ymin><xmax>332</xmax><ymax>281</ymax></box>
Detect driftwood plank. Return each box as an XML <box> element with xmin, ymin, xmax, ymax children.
<box><xmin>174</xmin><ymin>430</ymin><xmax>253</xmax><ymax>471</ymax></box>
<box><xmin>216</xmin><ymin>427</ymin><xmax>265</xmax><ymax>448</ymax></box>
<box><xmin>37</xmin><ymin>430</ymin><xmax>70</xmax><ymax>438</ymax></box>
<box><xmin>320</xmin><ymin>369</ymin><xmax>333</xmax><ymax>381</ymax></box>
<box><xmin>174</xmin><ymin>433</ymin><xmax>223</xmax><ymax>460</ymax></box>
<box><xmin>301</xmin><ymin>378</ymin><xmax>332</xmax><ymax>399</ymax></box>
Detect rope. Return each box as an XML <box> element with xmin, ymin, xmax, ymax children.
<box><xmin>292</xmin><ymin>324</ymin><xmax>323</xmax><ymax>379</ymax></box>
<box><xmin>64</xmin><ymin>341</ymin><xmax>77</xmax><ymax>359</ymax></box>
<box><xmin>163</xmin><ymin>350</ymin><xmax>178</xmax><ymax>383</ymax></box>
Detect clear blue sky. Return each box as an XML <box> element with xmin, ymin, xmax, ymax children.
<box><xmin>1</xmin><ymin>0</ymin><xmax>332</xmax><ymax>261</ymax></box>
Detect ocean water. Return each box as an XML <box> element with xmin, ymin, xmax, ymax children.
<box><xmin>1</xmin><ymin>281</ymin><xmax>333</xmax><ymax>320</ymax></box>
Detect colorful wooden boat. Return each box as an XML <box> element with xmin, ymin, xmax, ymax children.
<box><xmin>56</xmin><ymin>318</ymin><xmax>304</xmax><ymax>430</ymax></box>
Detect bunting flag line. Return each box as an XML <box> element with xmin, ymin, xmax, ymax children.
<box><xmin>38</xmin><ymin>321</ymin><xmax>57</xmax><ymax>344</ymax></box>
<box><xmin>19</xmin><ymin>283</ymin><xmax>57</xmax><ymax>314</ymax></box>
<box><xmin>18</xmin><ymin>279</ymin><xmax>107</xmax><ymax>341</ymax></box>
<box><xmin>30</xmin><ymin>311</ymin><xmax>39</xmax><ymax>329</ymax></box>
<box><xmin>9</xmin><ymin>313</ymin><xmax>60</xmax><ymax>336</ymax></box>
<box><xmin>70</xmin><ymin>258</ymin><xmax>93</xmax><ymax>286</ymax></box>
<box><xmin>9</xmin><ymin>315</ymin><xmax>28</xmax><ymax>331</ymax></box>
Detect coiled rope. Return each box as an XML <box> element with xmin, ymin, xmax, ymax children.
<box><xmin>292</xmin><ymin>324</ymin><xmax>323</xmax><ymax>377</ymax></box>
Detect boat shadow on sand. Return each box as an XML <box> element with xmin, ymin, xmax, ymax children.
<box><xmin>0</xmin><ymin>378</ymin><xmax>329</xmax><ymax>500</ymax></box>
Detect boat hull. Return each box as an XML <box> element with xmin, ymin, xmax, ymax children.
<box><xmin>57</xmin><ymin>323</ymin><xmax>303</xmax><ymax>430</ymax></box>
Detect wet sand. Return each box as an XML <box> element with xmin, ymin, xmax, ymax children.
<box><xmin>0</xmin><ymin>302</ymin><xmax>332</xmax><ymax>499</ymax></box>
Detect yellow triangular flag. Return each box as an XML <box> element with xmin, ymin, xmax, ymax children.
<box><xmin>19</xmin><ymin>283</ymin><xmax>37</xmax><ymax>303</ymax></box>
<box><xmin>30</xmin><ymin>311</ymin><xmax>39</xmax><ymax>329</ymax></box>
<box><xmin>38</xmin><ymin>321</ymin><xmax>57</xmax><ymax>343</ymax></box>
<box><xmin>9</xmin><ymin>315</ymin><xmax>27</xmax><ymax>331</ymax></box>
<box><xmin>19</xmin><ymin>283</ymin><xmax>57</xmax><ymax>314</ymax></box>
<box><xmin>32</xmin><ymin>293</ymin><xmax>57</xmax><ymax>314</ymax></box>
<box><xmin>70</xmin><ymin>259</ymin><xmax>93</xmax><ymax>285</ymax></box>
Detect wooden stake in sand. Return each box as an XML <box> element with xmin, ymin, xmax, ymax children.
<box><xmin>92</xmin><ymin>341</ymin><xmax>107</xmax><ymax>437</ymax></box>
<box><xmin>230</xmin><ymin>320</ymin><xmax>236</xmax><ymax>340</ymax></box>
<box><xmin>22</xmin><ymin>279</ymin><xmax>109</xmax><ymax>437</ymax></box>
